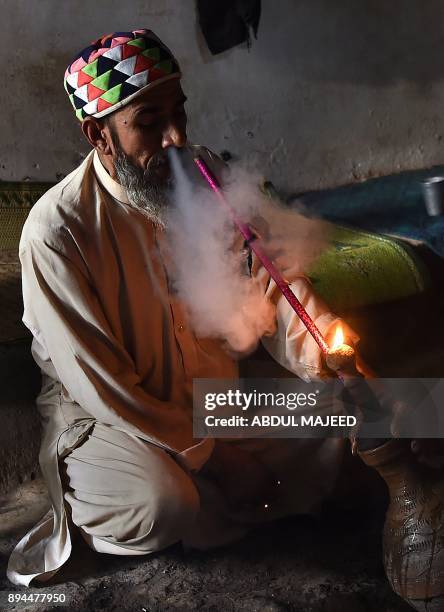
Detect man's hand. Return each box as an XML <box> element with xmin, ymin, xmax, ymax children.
<box><xmin>200</xmin><ymin>441</ymin><xmax>280</xmax><ymax>511</ymax></box>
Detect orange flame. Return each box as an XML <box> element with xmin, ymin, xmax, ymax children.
<box><xmin>331</xmin><ymin>324</ymin><xmax>344</xmax><ymax>350</ymax></box>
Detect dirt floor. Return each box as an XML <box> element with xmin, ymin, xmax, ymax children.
<box><xmin>0</xmin><ymin>477</ymin><xmax>416</xmax><ymax>612</ymax></box>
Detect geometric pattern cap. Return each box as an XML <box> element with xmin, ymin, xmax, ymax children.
<box><xmin>64</xmin><ymin>29</ymin><xmax>181</xmax><ymax>122</ymax></box>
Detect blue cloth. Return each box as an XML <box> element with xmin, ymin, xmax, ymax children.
<box><xmin>298</xmin><ymin>166</ymin><xmax>444</xmax><ymax>258</ymax></box>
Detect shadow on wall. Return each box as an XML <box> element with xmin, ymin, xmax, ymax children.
<box><xmin>255</xmin><ymin>0</ymin><xmax>444</xmax><ymax>88</ymax></box>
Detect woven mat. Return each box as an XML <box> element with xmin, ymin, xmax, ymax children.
<box><xmin>0</xmin><ymin>183</ymin><xmax>51</xmax><ymax>342</ymax></box>
<box><xmin>0</xmin><ymin>250</ymin><xmax>29</xmax><ymax>342</ymax></box>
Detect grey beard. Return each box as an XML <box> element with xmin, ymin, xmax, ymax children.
<box><xmin>113</xmin><ymin>152</ymin><xmax>172</xmax><ymax>227</ymax></box>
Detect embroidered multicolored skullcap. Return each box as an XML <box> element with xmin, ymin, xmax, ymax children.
<box><xmin>64</xmin><ymin>29</ymin><xmax>181</xmax><ymax>121</ymax></box>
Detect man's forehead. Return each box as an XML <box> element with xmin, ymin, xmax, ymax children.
<box><xmin>125</xmin><ymin>79</ymin><xmax>185</xmax><ymax>115</ymax></box>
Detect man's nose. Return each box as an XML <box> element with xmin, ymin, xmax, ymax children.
<box><xmin>161</xmin><ymin>121</ymin><xmax>187</xmax><ymax>149</ymax></box>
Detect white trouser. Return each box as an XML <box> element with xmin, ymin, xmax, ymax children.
<box><xmin>61</xmin><ymin>422</ymin><xmax>345</xmax><ymax>555</ymax></box>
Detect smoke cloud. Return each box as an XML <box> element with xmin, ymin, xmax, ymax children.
<box><xmin>163</xmin><ymin>149</ymin><xmax>329</xmax><ymax>356</ymax></box>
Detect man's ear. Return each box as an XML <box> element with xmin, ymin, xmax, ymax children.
<box><xmin>81</xmin><ymin>117</ymin><xmax>113</xmax><ymax>155</ymax></box>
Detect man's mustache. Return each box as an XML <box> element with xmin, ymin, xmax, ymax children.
<box><xmin>145</xmin><ymin>146</ymin><xmax>190</xmax><ymax>179</ymax></box>
<box><xmin>146</xmin><ymin>152</ymin><xmax>170</xmax><ymax>176</ymax></box>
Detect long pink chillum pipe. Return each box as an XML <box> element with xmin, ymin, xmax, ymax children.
<box><xmin>193</xmin><ymin>155</ymin><xmax>329</xmax><ymax>354</ymax></box>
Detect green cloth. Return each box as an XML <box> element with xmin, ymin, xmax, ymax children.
<box><xmin>308</xmin><ymin>224</ymin><xmax>429</xmax><ymax>311</ymax></box>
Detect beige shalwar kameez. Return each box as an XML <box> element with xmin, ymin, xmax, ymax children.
<box><xmin>7</xmin><ymin>147</ymin><xmax>356</xmax><ymax>586</ymax></box>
